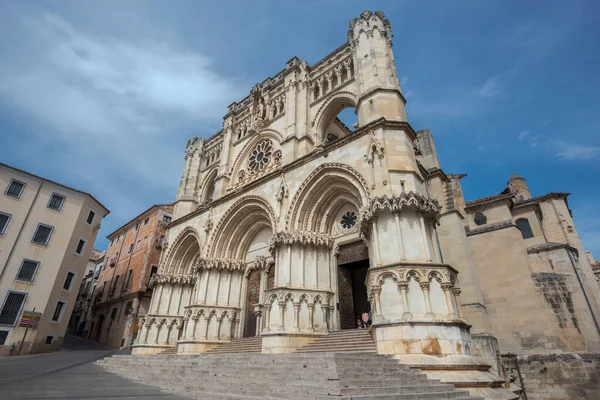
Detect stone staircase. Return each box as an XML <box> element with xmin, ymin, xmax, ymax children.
<box><xmin>297</xmin><ymin>329</ymin><xmax>376</xmax><ymax>353</ymax></box>
<box><xmin>98</xmin><ymin>352</ymin><xmax>483</xmax><ymax>399</ymax></box>
<box><xmin>205</xmin><ymin>336</ymin><xmax>263</xmax><ymax>354</ymax></box>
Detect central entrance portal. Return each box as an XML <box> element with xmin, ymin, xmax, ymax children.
<box><xmin>338</xmin><ymin>260</ymin><xmax>370</xmax><ymax>329</ymax></box>
<box><xmin>336</xmin><ymin>241</ymin><xmax>370</xmax><ymax>330</ymax></box>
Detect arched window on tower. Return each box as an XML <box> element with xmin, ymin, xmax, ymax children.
<box><xmin>516</xmin><ymin>218</ymin><xmax>534</xmax><ymax>239</ymax></box>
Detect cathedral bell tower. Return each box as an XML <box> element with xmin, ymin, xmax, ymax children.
<box><xmin>348</xmin><ymin>10</ymin><xmax>407</xmax><ymax>127</ymax></box>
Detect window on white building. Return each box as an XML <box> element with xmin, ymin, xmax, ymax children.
<box><xmin>86</xmin><ymin>210</ymin><xmax>96</xmax><ymax>225</ymax></box>
<box><xmin>16</xmin><ymin>259</ymin><xmax>40</xmax><ymax>282</ymax></box>
<box><xmin>51</xmin><ymin>301</ymin><xmax>66</xmax><ymax>322</ymax></box>
<box><xmin>75</xmin><ymin>239</ymin><xmax>86</xmax><ymax>255</ymax></box>
<box><xmin>47</xmin><ymin>193</ymin><xmax>65</xmax><ymax>211</ymax></box>
<box><xmin>32</xmin><ymin>224</ymin><xmax>53</xmax><ymax>246</ymax></box>
<box><xmin>0</xmin><ymin>212</ymin><xmax>11</xmax><ymax>235</ymax></box>
<box><xmin>5</xmin><ymin>179</ymin><xmax>25</xmax><ymax>199</ymax></box>
<box><xmin>63</xmin><ymin>271</ymin><xmax>76</xmax><ymax>290</ymax></box>
<box><xmin>0</xmin><ymin>291</ymin><xmax>27</xmax><ymax>326</ymax></box>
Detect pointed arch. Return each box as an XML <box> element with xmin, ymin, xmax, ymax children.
<box><xmin>312</xmin><ymin>91</ymin><xmax>357</xmax><ymax>145</ymax></box>
<box><xmin>207</xmin><ymin>195</ymin><xmax>276</xmax><ymax>260</ymax></box>
<box><xmin>163</xmin><ymin>227</ymin><xmax>202</xmax><ymax>275</ymax></box>
<box><xmin>286</xmin><ymin>163</ymin><xmax>370</xmax><ymax>232</ymax></box>
<box><xmin>199</xmin><ymin>168</ymin><xmax>218</xmax><ymax>203</ymax></box>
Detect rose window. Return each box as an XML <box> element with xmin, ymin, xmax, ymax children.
<box><xmin>248</xmin><ymin>140</ymin><xmax>273</xmax><ymax>174</ymax></box>
<box><xmin>340</xmin><ymin>211</ymin><xmax>357</xmax><ymax>230</ymax></box>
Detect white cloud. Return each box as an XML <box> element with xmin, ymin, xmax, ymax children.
<box><xmin>556</xmin><ymin>143</ymin><xmax>600</xmax><ymax>161</ymax></box>
<box><xmin>400</xmin><ymin>76</ymin><xmax>409</xmax><ymax>86</ymax></box>
<box><xmin>477</xmin><ymin>74</ymin><xmax>504</xmax><ymax>98</ymax></box>
<box><xmin>0</xmin><ymin>12</ymin><xmax>242</xmax><ymax>229</ymax></box>
<box><xmin>518</xmin><ymin>130</ymin><xmax>530</xmax><ymax>140</ymax></box>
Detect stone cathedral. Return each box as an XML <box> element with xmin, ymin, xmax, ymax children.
<box><xmin>130</xmin><ymin>11</ymin><xmax>600</xmax><ymax>399</ymax></box>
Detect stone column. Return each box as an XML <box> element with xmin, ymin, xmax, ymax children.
<box><xmin>202</xmin><ymin>271</ymin><xmax>210</xmax><ymax>304</ymax></box>
<box><xmin>181</xmin><ymin>317</ymin><xmax>189</xmax><ymax>340</ymax></box>
<box><xmin>419</xmin><ymin>215</ymin><xmax>434</xmax><ymax>263</ymax></box>
<box><xmin>165</xmin><ymin>284</ymin><xmax>173</xmax><ymax>315</ymax></box>
<box><xmin>453</xmin><ymin>288</ymin><xmax>464</xmax><ymax>318</ymax></box>
<box><xmin>202</xmin><ymin>317</ymin><xmax>210</xmax><ymax>340</ymax></box>
<box><xmin>373</xmin><ymin>286</ymin><xmax>383</xmax><ymax>319</ymax></box>
<box><xmin>371</xmin><ymin>219</ymin><xmax>382</xmax><ymax>266</ymax></box>
<box><xmin>293</xmin><ymin>303</ymin><xmax>300</xmax><ymax>332</ymax></box>
<box><xmin>143</xmin><ymin>323</ymin><xmax>150</xmax><ymax>344</ymax></box>
<box><xmin>191</xmin><ymin>316</ymin><xmax>199</xmax><ymax>340</ymax></box>
<box><xmin>442</xmin><ymin>283</ymin><xmax>458</xmax><ymax>318</ymax></box>
<box><xmin>325</xmin><ymin>71</ymin><xmax>333</xmax><ymax>94</ymax></box>
<box><xmin>317</xmin><ymin>77</ymin><xmax>324</xmax><ymax>99</ymax></box>
<box><xmin>393</xmin><ymin>212</ymin><xmax>406</xmax><ymax>261</ymax></box>
<box><xmin>344</xmin><ymin>59</ymin><xmax>352</xmax><ymax>80</ymax></box>
<box><xmin>307</xmin><ymin>304</ymin><xmax>315</xmax><ymax>332</ymax></box>
<box><xmin>278</xmin><ymin>301</ymin><xmax>285</xmax><ymax>331</ymax></box>
<box><xmin>301</xmin><ymin>246</ymin><xmax>306</xmax><ymax>288</ymax></box>
<box><xmin>263</xmin><ymin>305</ymin><xmax>271</xmax><ymax>332</ymax></box>
<box><xmin>225</xmin><ymin>271</ymin><xmax>232</xmax><ymax>306</ymax></box>
<box><xmin>334</xmin><ymin>65</ymin><xmax>342</xmax><ymax>86</ymax></box>
<box><xmin>399</xmin><ymin>283</ymin><xmax>412</xmax><ymax>319</ymax></box>
<box><xmin>310</xmin><ymin>83</ymin><xmax>317</xmax><ymax>102</ymax></box>
<box><xmin>322</xmin><ymin>305</ymin><xmax>328</xmax><ymax>331</ymax></box>
<box><xmin>254</xmin><ymin>311</ymin><xmax>262</xmax><ymax>337</ymax></box>
<box><xmin>229</xmin><ymin>314</ymin><xmax>237</xmax><ymax>339</ymax></box>
<box><xmin>420</xmin><ymin>282</ymin><xmax>435</xmax><ymax>317</ymax></box>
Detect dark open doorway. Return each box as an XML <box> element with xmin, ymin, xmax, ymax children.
<box><xmin>337</xmin><ymin>259</ymin><xmax>370</xmax><ymax>330</ymax></box>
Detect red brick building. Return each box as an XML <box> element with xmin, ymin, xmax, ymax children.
<box><xmin>89</xmin><ymin>204</ymin><xmax>172</xmax><ymax>349</ymax></box>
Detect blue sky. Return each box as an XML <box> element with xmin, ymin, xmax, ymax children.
<box><xmin>1</xmin><ymin>1</ymin><xmax>599</xmax><ymax>256</ymax></box>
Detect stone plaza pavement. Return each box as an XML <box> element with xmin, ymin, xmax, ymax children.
<box><xmin>0</xmin><ymin>335</ymin><xmax>189</xmax><ymax>400</ymax></box>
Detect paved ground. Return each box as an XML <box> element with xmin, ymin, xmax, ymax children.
<box><xmin>0</xmin><ymin>335</ymin><xmax>189</xmax><ymax>400</ymax></box>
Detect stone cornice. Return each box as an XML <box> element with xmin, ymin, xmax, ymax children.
<box><xmin>527</xmin><ymin>242</ymin><xmax>578</xmax><ymax>255</ymax></box>
<box><xmin>170</xmin><ymin>118</ymin><xmax>421</xmax><ymax>229</ymax></box>
<box><xmin>465</xmin><ymin>221</ymin><xmax>515</xmax><ymax>237</ymax></box>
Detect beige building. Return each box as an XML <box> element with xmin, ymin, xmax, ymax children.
<box><xmin>67</xmin><ymin>249</ymin><xmax>104</xmax><ymax>337</ymax></box>
<box><xmin>89</xmin><ymin>204</ymin><xmax>172</xmax><ymax>349</ymax></box>
<box><xmin>129</xmin><ymin>10</ymin><xmax>600</xmax><ymax>399</ymax></box>
<box><xmin>0</xmin><ymin>163</ymin><xmax>109</xmax><ymax>355</ymax></box>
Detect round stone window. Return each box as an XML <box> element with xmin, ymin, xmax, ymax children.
<box><xmin>340</xmin><ymin>211</ymin><xmax>357</xmax><ymax>230</ymax></box>
<box><xmin>248</xmin><ymin>140</ymin><xmax>273</xmax><ymax>174</ymax></box>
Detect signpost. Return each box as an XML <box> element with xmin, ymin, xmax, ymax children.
<box><xmin>18</xmin><ymin>309</ymin><xmax>41</xmax><ymax>355</ymax></box>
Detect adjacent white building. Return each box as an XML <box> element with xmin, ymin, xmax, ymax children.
<box><xmin>0</xmin><ymin>162</ymin><xmax>109</xmax><ymax>355</ymax></box>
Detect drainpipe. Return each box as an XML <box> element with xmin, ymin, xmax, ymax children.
<box><xmin>0</xmin><ymin>182</ymin><xmax>43</xmax><ymax>281</ymax></box>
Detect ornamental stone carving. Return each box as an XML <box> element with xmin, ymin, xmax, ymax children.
<box><xmin>148</xmin><ymin>273</ymin><xmax>197</xmax><ymax>287</ymax></box>
<box><xmin>194</xmin><ymin>258</ymin><xmax>246</xmax><ymax>273</ymax></box>
<box><xmin>268</xmin><ymin>231</ymin><xmax>334</xmax><ymax>254</ymax></box>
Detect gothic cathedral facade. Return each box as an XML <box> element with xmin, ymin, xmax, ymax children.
<box><xmin>132</xmin><ymin>12</ymin><xmax>600</xmax><ymax>387</ymax></box>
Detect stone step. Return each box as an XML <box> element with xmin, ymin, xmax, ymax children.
<box><xmin>99</xmin><ymin>352</ymin><xmax>482</xmax><ymax>399</ymax></box>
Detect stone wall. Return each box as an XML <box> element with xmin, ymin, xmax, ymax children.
<box><xmin>503</xmin><ymin>353</ymin><xmax>600</xmax><ymax>399</ymax></box>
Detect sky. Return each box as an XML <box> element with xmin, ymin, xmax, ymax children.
<box><xmin>0</xmin><ymin>1</ymin><xmax>599</xmax><ymax>256</ymax></box>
